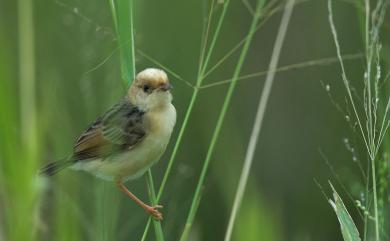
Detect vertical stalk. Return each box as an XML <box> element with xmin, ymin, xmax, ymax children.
<box><xmin>179</xmin><ymin>1</ymin><xmax>266</xmax><ymax>240</ymax></box>
<box><xmin>108</xmin><ymin>0</ymin><xmax>118</xmax><ymax>34</ymax></box>
<box><xmin>141</xmin><ymin>0</ymin><xmax>232</xmax><ymax>239</ymax></box>
<box><xmin>19</xmin><ymin>0</ymin><xmax>37</xmax><ymax>156</ymax></box>
<box><xmin>372</xmin><ymin>156</ymin><xmax>379</xmax><ymax>241</ymax></box>
<box><xmin>157</xmin><ymin>0</ymin><xmax>232</xmax><ymax>201</ymax></box>
<box><xmin>116</xmin><ymin>0</ymin><xmax>136</xmax><ymax>85</ymax></box>
<box><xmin>16</xmin><ymin>0</ymin><xmax>39</xmax><ymax>240</ymax></box>
<box><xmin>364</xmin><ymin>1</ymin><xmax>379</xmax><ymax>240</ymax></box>
<box><xmin>146</xmin><ymin>171</ymin><xmax>164</xmax><ymax>241</ymax></box>
<box><xmin>223</xmin><ymin>0</ymin><xmax>295</xmax><ymax>240</ymax></box>
<box><xmin>109</xmin><ymin>1</ymin><xmax>166</xmax><ymax>240</ymax></box>
<box><xmin>329</xmin><ymin>0</ymin><xmax>383</xmax><ymax>240</ymax></box>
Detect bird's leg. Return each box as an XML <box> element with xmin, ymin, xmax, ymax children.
<box><xmin>115</xmin><ymin>180</ymin><xmax>163</xmax><ymax>220</ymax></box>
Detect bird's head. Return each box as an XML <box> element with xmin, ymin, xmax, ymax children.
<box><xmin>128</xmin><ymin>68</ymin><xmax>173</xmax><ymax>110</ymax></box>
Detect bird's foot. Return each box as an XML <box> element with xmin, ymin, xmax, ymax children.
<box><xmin>146</xmin><ymin>205</ymin><xmax>163</xmax><ymax>221</ymax></box>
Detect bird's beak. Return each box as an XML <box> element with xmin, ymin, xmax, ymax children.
<box><xmin>159</xmin><ymin>83</ymin><xmax>173</xmax><ymax>91</ymax></box>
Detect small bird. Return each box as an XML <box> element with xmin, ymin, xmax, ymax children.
<box><xmin>40</xmin><ymin>68</ymin><xmax>176</xmax><ymax>220</ymax></box>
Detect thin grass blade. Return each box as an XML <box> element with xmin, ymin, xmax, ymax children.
<box><xmin>223</xmin><ymin>0</ymin><xmax>295</xmax><ymax>240</ymax></box>
<box><xmin>140</xmin><ymin>0</ymin><xmax>232</xmax><ymax>239</ymax></box>
<box><xmin>179</xmin><ymin>1</ymin><xmax>266</xmax><ymax>240</ymax></box>
<box><xmin>146</xmin><ymin>170</ymin><xmax>165</xmax><ymax>241</ymax></box>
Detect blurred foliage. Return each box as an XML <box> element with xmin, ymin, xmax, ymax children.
<box><xmin>0</xmin><ymin>0</ymin><xmax>390</xmax><ymax>241</ymax></box>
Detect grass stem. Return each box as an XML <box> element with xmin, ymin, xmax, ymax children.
<box><xmin>116</xmin><ymin>0</ymin><xmax>136</xmax><ymax>85</ymax></box>
<box><xmin>223</xmin><ymin>1</ymin><xmax>295</xmax><ymax>240</ymax></box>
<box><xmin>364</xmin><ymin>1</ymin><xmax>379</xmax><ymax>240</ymax></box>
<box><xmin>179</xmin><ymin>1</ymin><xmax>266</xmax><ymax>240</ymax></box>
<box><xmin>146</xmin><ymin>170</ymin><xmax>165</xmax><ymax>241</ymax></box>
<box><xmin>200</xmin><ymin>53</ymin><xmax>362</xmax><ymax>89</ymax></box>
<box><xmin>328</xmin><ymin>1</ymin><xmax>388</xmax><ymax>240</ymax></box>
<box><xmin>16</xmin><ymin>0</ymin><xmax>39</xmax><ymax>239</ymax></box>
<box><xmin>109</xmin><ymin>1</ymin><xmax>166</xmax><ymax>240</ymax></box>
<box><xmin>371</xmin><ymin>156</ymin><xmax>379</xmax><ymax>241</ymax></box>
<box><xmin>140</xmin><ymin>0</ymin><xmax>232</xmax><ymax>239</ymax></box>
<box><xmin>18</xmin><ymin>0</ymin><xmax>37</xmax><ymax>157</ymax></box>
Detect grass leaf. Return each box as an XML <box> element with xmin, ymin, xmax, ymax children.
<box><xmin>329</xmin><ymin>183</ymin><xmax>361</xmax><ymax>241</ymax></box>
<box><xmin>116</xmin><ymin>0</ymin><xmax>136</xmax><ymax>85</ymax></box>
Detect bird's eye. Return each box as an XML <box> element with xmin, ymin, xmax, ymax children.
<box><xmin>142</xmin><ymin>85</ymin><xmax>151</xmax><ymax>93</ymax></box>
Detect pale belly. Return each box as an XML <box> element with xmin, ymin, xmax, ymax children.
<box><xmin>72</xmin><ymin>135</ymin><xmax>168</xmax><ymax>181</ymax></box>
<box><xmin>71</xmin><ymin>103</ymin><xmax>176</xmax><ymax>182</ymax></box>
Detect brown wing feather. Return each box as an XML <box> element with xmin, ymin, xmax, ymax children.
<box><xmin>73</xmin><ymin>99</ymin><xmax>146</xmax><ymax>161</ymax></box>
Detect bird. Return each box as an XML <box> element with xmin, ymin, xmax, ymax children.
<box><xmin>39</xmin><ymin>68</ymin><xmax>176</xmax><ymax>220</ymax></box>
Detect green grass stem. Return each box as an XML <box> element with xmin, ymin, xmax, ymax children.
<box><xmin>116</xmin><ymin>0</ymin><xmax>136</xmax><ymax>85</ymax></box>
<box><xmin>109</xmin><ymin>1</ymin><xmax>165</xmax><ymax>240</ymax></box>
<box><xmin>223</xmin><ymin>1</ymin><xmax>294</xmax><ymax>240</ymax></box>
<box><xmin>179</xmin><ymin>1</ymin><xmax>266</xmax><ymax>240</ymax></box>
<box><xmin>108</xmin><ymin>0</ymin><xmax>118</xmax><ymax>34</ymax></box>
<box><xmin>140</xmin><ymin>1</ymin><xmax>232</xmax><ymax>239</ymax></box>
<box><xmin>12</xmin><ymin>0</ymin><xmax>40</xmax><ymax>240</ymax></box>
<box><xmin>146</xmin><ymin>170</ymin><xmax>165</xmax><ymax>241</ymax></box>
<box><xmin>201</xmin><ymin>53</ymin><xmax>362</xmax><ymax>89</ymax></box>
<box><xmin>327</xmin><ymin>0</ymin><xmax>370</xmax><ymax>158</ymax></box>
<box><xmin>328</xmin><ymin>1</ymin><xmax>389</xmax><ymax>240</ymax></box>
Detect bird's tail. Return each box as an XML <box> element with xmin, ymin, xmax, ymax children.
<box><xmin>39</xmin><ymin>158</ymin><xmax>74</xmax><ymax>176</ymax></box>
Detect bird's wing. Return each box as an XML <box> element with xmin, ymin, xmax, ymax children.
<box><xmin>73</xmin><ymin>99</ymin><xmax>146</xmax><ymax>160</ymax></box>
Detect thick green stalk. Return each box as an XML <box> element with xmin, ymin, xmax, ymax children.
<box><xmin>109</xmin><ymin>1</ymin><xmax>166</xmax><ymax>240</ymax></box>
<box><xmin>19</xmin><ymin>0</ymin><xmax>37</xmax><ymax>158</ymax></box>
<box><xmin>179</xmin><ymin>1</ymin><xmax>266</xmax><ymax>241</ymax></box>
<box><xmin>116</xmin><ymin>0</ymin><xmax>136</xmax><ymax>84</ymax></box>
<box><xmin>15</xmin><ymin>0</ymin><xmax>39</xmax><ymax>240</ymax></box>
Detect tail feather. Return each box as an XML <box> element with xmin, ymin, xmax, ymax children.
<box><xmin>39</xmin><ymin>159</ymin><xmax>74</xmax><ymax>176</ymax></box>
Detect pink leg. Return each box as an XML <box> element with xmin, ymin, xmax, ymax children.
<box><xmin>116</xmin><ymin>180</ymin><xmax>163</xmax><ymax>220</ymax></box>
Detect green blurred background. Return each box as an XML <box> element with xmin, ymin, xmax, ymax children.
<box><xmin>0</xmin><ymin>0</ymin><xmax>389</xmax><ymax>241</ymax></box>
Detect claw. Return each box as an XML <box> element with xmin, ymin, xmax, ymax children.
<box><xmin>147</xmin><ymin>205</ymin><xmax>163</xmax><ymax>221</ymax></box>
